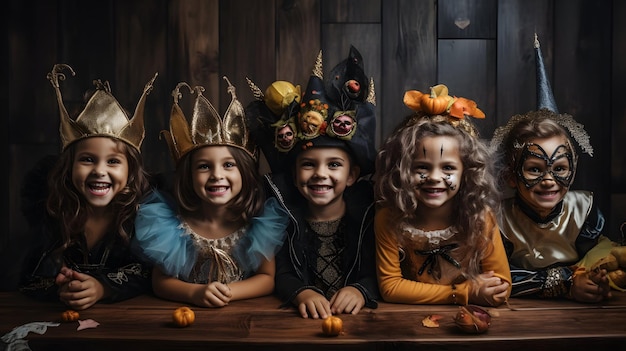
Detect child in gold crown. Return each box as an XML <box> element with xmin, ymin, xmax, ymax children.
<box><xmin>132</xmin><ymin>78</ymin><xmax>288</xmax><ymax>307</ymax></box>
<box><xmin>19</xmin><ymin>64</ymin><xmax>157</xmax><ymax>310</ymax></box>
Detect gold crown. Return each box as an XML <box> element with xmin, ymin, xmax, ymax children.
<box><xmin>162</xmin><ymin>76</ymin><xmax>255</xmax><ymax>163</ymax></box>
<box><xmin>47</xmin><ymin>63</ymin><xmax>158</xmax><ymax>151</ymax></box>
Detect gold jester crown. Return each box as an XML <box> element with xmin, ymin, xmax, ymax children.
<box><xmin>162</xmin><ymin>76</ymin><xmax>255</xmax><ymax>164</ymax></box>
<box><xmin>47</xmin><ymin>63</ymin><xmax>158</xmax><ymax>151</ymax></box>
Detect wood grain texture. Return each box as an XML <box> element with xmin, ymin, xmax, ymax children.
<box><xmin>5</xmin><ymin>0</ymin><xmax>61</xmax><ymax>292</ymax></box>
<box><xmin>1</xmin><ymin>292</ymin><xmax>625</xmax><ymax>350</ymax></box>
<box><xmin>219</xmin><ymin>0</ymin><xmax>276</xmax><ymax>111</ymax></box>
<box><xmin>437</xmin><ymin>39</ymin><xmax>496</xmax><ymax>138</ymax></box>
<box><xmin>380</xmin><ymin>0</ymin><xmax>437</xmax><ymax>140</ymax></box>
<box><xmin>8</xmin><ymin>0</ymin><xmax>59</xmax><ymax>144</ymax></box>
<box><xmin>611</xmin><ymin>0</ymin><xmax>626</xmax><ymax>229</ymax></box>
<box><xmin>438</xmin><ymin>0</ymin><xmax>497</xmax><ymax>39</ymax></box>
<box><xmin>613</xmin><ymin>0</ymin><xmax>626</xmax><ymax>192</ymax></box>
<box><xmin>160</xmin><ymin>0</ymin><xmax>220</xmax><ymax>175</ymax></box>
<box><xmin>167</xmin><ymin>0</ymin><xmax>219</xmax><ymax>103</ymax></box>
<box><xmin>276</xmin><ymin>0</ymin><xmax>321</xmax><ymax>89</ymax></box>
<box><xmin>321</xmin><ymin>0</ymin><xmax>381</xmax><ymax>23</ymax></box>
<box><xmin>495</xmin><ymin>0</ymin><xmax>553</xmax><ymax>133</ymax></box>
<box><xmin>115</xmin><ymin>0</ymin><xmax>169</xmax><ymax>174</ymax></box>
<box><xmin>553</xmin><ymin>0</ymin><xmax>612</xmax><ymax>215</ymax></box>
<box><xmin>52</xmin><ymin>0</ymin><xmax>116</xmax><ymax>145</ymax></box>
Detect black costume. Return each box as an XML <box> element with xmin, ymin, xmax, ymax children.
<box><xmin>19</xmin><ymin>155</ymin><xmax>152</xmax><ymax>303</ymax></box>
<box><xmin>266</xmin><ymin>173</ymin><xmax>379</xmax><ymax>308</ymax></box>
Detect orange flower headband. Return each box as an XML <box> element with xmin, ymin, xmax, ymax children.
<box><xmin>403</xmin><ymin>84</ymin><xmax>485</xmax><ymax>137</ymax></box>
<box><xmin>403</xmin><ymin>84</ymin><xmax>485</xmax><ymax>119</ymax></box>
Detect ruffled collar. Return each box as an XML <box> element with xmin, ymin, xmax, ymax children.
<box><xmin>179</xmin><ymin>219</ymin><xmax>246</xmax><ymax>249</ymax></box>
<box><xmin>402</xmin><ymin>226</ymin><xmax>457</xmax><ymax>246</ymax></box>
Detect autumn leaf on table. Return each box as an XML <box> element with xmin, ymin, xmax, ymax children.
<box><xmin>77</xmin><ymin>319</ymin><xmax>100</xmax><ymax>331</ymax></box>
<box><xmin>421</xmin><ymin>314</ymin><xmax>443</xmax><ymax>328</ymax></box>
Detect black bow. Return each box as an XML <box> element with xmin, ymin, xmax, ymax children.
<box><xmin>415</xmin><ymin>243</ymin><xmax>461</xmax><ymax>276</ymax></box>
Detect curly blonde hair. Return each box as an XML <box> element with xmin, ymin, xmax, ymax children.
<box><xmin>374</xmin><ymin>114</ymin><xmax>500</xmax><ymax>277</ymax></box>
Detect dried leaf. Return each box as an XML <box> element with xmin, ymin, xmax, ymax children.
<box><xmin>422</xmin><ymin>314</ymin><xmax>443</xmax><ymax>328</ymax></box>
<box><xmin>77</xmin><ymin>319</ymin><xmax>100</xmax><ymax>331</ymax></box>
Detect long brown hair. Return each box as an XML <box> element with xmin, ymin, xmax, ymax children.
<box><xmin>46</xmin><ymin>137</ymin><xmax>150</xmax><ymax>248</ymax></box>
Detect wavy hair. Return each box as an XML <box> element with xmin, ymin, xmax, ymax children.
<box><xmin>174</xmin><ymin>146</ymin><xmax>264</xmax><ymax>223</ymax></box>
<box><xmin>46</xmin><ymin>138</ymin><xmax>150</xmax><ymax>249</ymax></box>
<box><xmin>375</xmin><ymin>115</ymin><xmax>500</xmax><ymax>277</ymax></box>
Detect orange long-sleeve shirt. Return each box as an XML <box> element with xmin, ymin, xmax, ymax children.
<box><xmin>375</xmin><ymin>207</ymin><xmax>511</xmax><ymax>305</ymax></box>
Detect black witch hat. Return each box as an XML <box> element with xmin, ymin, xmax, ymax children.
<box><xmin>246</xmin><ymin>49</ymin><xmax>377</xmax><ymax>177</ymax></box>
<box><xmin>325</xmin><ymin>45</ymin><xmax>370</xmax><ymax>107</ymax></box>
<box><xmin>535</xmin><ymin>34</ymin><xmax>558</xmax><ymax>113</ymax></box>
<box><xmin>490</xmin><ymin>34</ymin><xmax>593</xmax><ymax>158</ymax></box>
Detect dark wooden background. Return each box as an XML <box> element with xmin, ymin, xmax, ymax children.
<box><xmin>3</xmin><ymin>0</ymin><xmax>625</xmax><ymax>291</ymax></box>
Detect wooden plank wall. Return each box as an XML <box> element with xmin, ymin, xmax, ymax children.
<box><xmin>612</xmin><ymin>0</ymin><xmax>626</xmax><ymax>240</ymax></box>
<box><xmin>3</xmin><ymin>0</ymin><xmax>623</xmax><ymax>291</ymax></box>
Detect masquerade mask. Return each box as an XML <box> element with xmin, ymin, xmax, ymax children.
<box><xmin>515</xmin><ymin>142</ymin><xmax>574</xmax><ymax>188</ymax></box>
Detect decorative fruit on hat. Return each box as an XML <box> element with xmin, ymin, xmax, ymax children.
<box><xmin>172</xmin><ymin>306</ymin><xmax>195</xmax><ymax>327</ymax></box>
<box><xmin>61</xmin><ymin>310</ymin><xmax>80</xmax><ymax>322</ymax></box>
<box><xmin>321</xmin><ymin>316</ymin><xmax>343</xmax><ymax>336</ymax></box>
<box><xmin>453</xmin><ymin>305</ymin><xmax>491</xmax><ymax>334</ymax></box>
<box><xmin>263</xmin><ymin>81</ymin><xmax>302</xmax><ymax>116</ymax></box>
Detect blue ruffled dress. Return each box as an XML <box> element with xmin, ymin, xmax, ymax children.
<box><xmin>132</xmin><ymin>190</ymin><xmax>289</xmax><ymax>284</ymax></box>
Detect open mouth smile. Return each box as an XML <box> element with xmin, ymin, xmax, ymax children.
<box><xmin>88</xmin><ymin>182</ymin><xmax>111</xmax><ymax>195</ymax></box>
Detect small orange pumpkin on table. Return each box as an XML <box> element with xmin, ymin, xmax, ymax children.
<box><xmin>321</xmin><ymin>316</ymin><xmax>343</xmax><ymax>336</ymax></box>
<box><xmin>172</xmin><ymin>306</ymin><xmax>195</xmax><ymax>327</ymax></box>
<box><xmin>61</xmin><ymin>309</ymin><xmax>80</xmax><ymax>322</ymax></box>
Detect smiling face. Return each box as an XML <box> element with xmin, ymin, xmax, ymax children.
<box><xmin>71</xmin><ymin>137</ymin><xmax>129</xmax><ymax>210</ymax></box>
<box><xmin>191</xmin><ymin>146</ymin><xmax>243</xmax><ymax>209</ymax></box>
<box><xmin>294</xmin><ymin>147</ymin><xmax>358</xmax><ymax>216</ymax></box>
<box><xmin>513</xmin><ymin>135</ymin><xmax>573</xmax><ymax>218</ymax></box>
<box><xmin>410</xmin><ymin>136</ymin><xmax>463</xmax><ymax>213</ymax></box>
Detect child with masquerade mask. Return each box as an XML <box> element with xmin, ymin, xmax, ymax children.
<box><xmin>246</xmin><ymin>47</ymin><xmax>380</xmax><ymax>319</ymax></box>
<box><xmin>490</xmin><ymin>35</ymin><xmax>625</xmax><ymax>302</ymax></box>
<box><xmin>19</xmin><ymin>64</ymin><xmax>157</xmax><ymax>310</ymax></box>
<box><xmin>375</xmin><ymin>85</ymin><xmax>511</xmax><ymax>307</ymax></box>
<box><xmin>132</xmin><ymin>78</ymin><xmax>288</xmax><ymax>307</ymax></box>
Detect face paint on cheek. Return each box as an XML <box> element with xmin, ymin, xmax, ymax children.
<box><xmin>443</xmin><ymin>174</ymin><xmax>457</xmax><ymax>191</ymax></box>
<box><xmin>415</xmin><ymin>173</ymin><xmax>428</xmax><ymax>188</ymax></box>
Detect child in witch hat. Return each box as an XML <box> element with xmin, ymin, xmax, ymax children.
<box><xmin>491</xmin><ymin>35</ymin><xmax>625</xmax><ymax>302</ymax></box>
<box><xmin>246</xmin><ymin>48</ymin><xmax>380</xmax><ymax>319</ymax></box>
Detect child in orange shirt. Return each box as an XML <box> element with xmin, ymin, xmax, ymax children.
<box><xmin>375</xmin><ymin>85</ymin><xmax>511</xmax><ymax>307</ymax></box>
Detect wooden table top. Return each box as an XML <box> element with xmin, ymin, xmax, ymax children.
<box><xmin>1</xmin><ymin>291</ymin><xmax>625</xmax><ymax>351</ymax></box>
